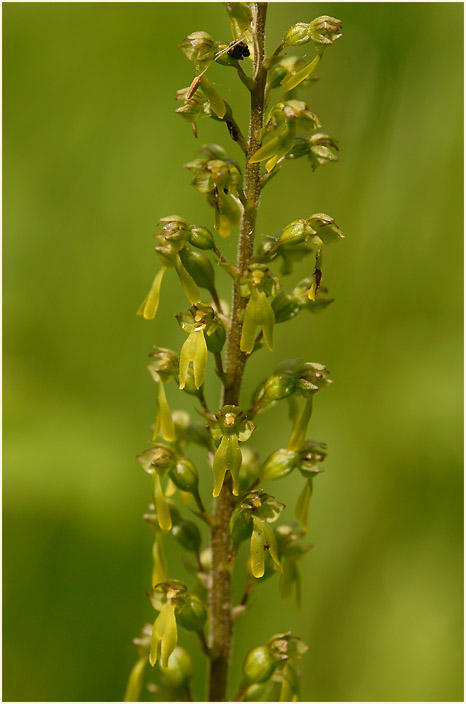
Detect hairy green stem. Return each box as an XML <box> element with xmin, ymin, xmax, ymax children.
<box><xmin>208</xmin><ymin>4</ymin><xmax>268</xmax><ymax>701</ymax></box>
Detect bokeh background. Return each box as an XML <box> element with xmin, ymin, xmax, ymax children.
<box><xmin>3</xmin><ymin>2</ymin><xmax>463</xmax><ymax>702</ymax></box>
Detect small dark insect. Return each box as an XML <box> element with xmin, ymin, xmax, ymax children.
<box><xmin>226</xmin><ymin>119</ymin><xmax>239</xmax><ymax>142</ymax></box>
<box><xmin>314</xmin><ymin>268</ymin><xmax>323</xmax><ymax>294</ymax></box>
<box><xmin>227</xmin><ymin>41</ymin><xmax>250</xmax><ymax>60</ymax></box>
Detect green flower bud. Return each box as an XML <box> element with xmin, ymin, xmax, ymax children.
<box><xmin>178</xmin><ymin>31</ymin><xmax>216</xmax><ymax>64</ymax></box>
<box><xmin>279</xmin><ymin>219</ymin><xmax>315</xmax><ymax>246</ymax></box>
<box><xmin>309</xmin><ymin>15</ymin><xmax>342</xmax><ymax>47</ymax></box>
<box><xmin>137</xmin><ymin>445</ymin><xmax>175</xmax><ymax>479</ymax></box>
<box><xmin>157</xmin><ymin>215</ymin><xmax>190</xmax><ymax>245</ymax></box>
<box><xmin>160</xmin><ymin>646</ymin><xmax>193</xmax><ymax>690</ymax></box>
<box><xmin>169</xmin><ymin>457</ymin><xmax>199</xmax><ymax>494</ymax></box>
<box><xmin>188</xmin><ymin>224</ymin><xmax>215</xmax><ymax>250</ymax></box>
<box><xmin>147</xmin><ymin>347</ymin><xmax>179</xmax><ymax>383</ymax></box>
<box><xmin>230</xmin><ymin>504</ymin><xmax>253</xmax><ymax>546</ymax></box>
<box><xmin>271</xmin><ymin>290</ymin><xmax>301</xmax><ymax>323</ymax></box>
<box><xmin>261</xmin><ymin>448</ymin><xmax>299</xmax><ymax>481</ymax></box>
<box><xmin>176</xmin><ymin>594</ymin><xmax>207</xmax><ymax>632</ymax></box>
<box><xmin>283</xmin><ymin>22</ymin><xmax>314</xmax><ymax>47</ymax></box>
<box><xmin>306</xmin><ymin>213</ymin><xmax>345</xmax><ymax>249</ymax></box>
<box><xmin>172</xmin><ymin>519</ymin><xmax>201</xmax><ymax>553</ymax></box>
<box><xmin>243</xmin><ymin>646</ymin><xmax>276</xmax><ymax>684</ymax></box>
<box><xmin>262</xmin><ymin>372</ymin><xmax>296</xmax><ymax>402</ymax></box>
<box><xmin>243</xmin><ymin>680</ymin><xmax>279</xmax><ymax>702</ymax></box>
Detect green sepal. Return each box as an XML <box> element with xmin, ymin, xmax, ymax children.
<box><xmin>137</xmin><ymin>267</ymin><xmax>166</xmax><ymax>320</ymax></box>
<box><xmin>124</xmin><ymin>656</ymin><xmax>148</xmax><ymax>702</ymax></box>
<box><xmin>295</xmin><ymin>480</ymin><xmax>313</xmax><ymax>532</ymax></box>
<box><xmin>150</xmin><ymin>603</ymin><xmax>178</xmax><ymax>668</ymax></box>
<box><xmin>179</xmin><ymin>329</ymin><xmax>207</xmax><ymax>390</ymax></box>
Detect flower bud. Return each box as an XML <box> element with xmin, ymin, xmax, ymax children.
<box><xmin>178</xmin><ymin>31</ymin><xmax>216</xmax><ymax>64</ymax></box>
<box><xmin>171</xmin><ymin>519</ymin><xmax>201</xmax><ymax>553</ymax></box>
<box><xmin>188</xmin><ymin>224</ymin><xmax>215</xmax><ymax>250</ymax></box>
<box><xmin>169</xmin><ymin>457</ymin><xmax>199</xmax><ymax>494</ymax></box>
<box><xmin>283</xmin><ymin>22</ymin><xmax>313</xmax><ymax>47</ymax></box>
<box><xmin>307</xmin><ymin>213</ymin><xmax>345</xmax><ymax>245</ymax></box>
<box><xmin>147</xmin><ymin>347</ymin><xmax>179</xmax><ymax>383</ymax></box>
<box><xmin>261</xmin><ymin>448</ymin><xmax>299</xmax><ymax>481</ymax></box>
<box><xmin>230</xmin><ymin>505</ymin><xmax>253</xmax><ymax>546</ymax></box>
<box><xmin>243</xmin><ymin>645</ymin><xmax>276</xmax><ymax>684</ymax></box>
<box><xmin>262</xmin><ymin>372</ymin><xmax>296</xmax><ymax>402</ymax></box>
<box><xmin>149</xmin><ymin>445</ymin><xmax>176</xmax><ymax>476</ymax></box>
<box><xmin>271</xmin><ymin>290</ymin><xmax>301</xmax><ymax>323</ymax></box>
<box><xmin>157</xmin><ymin>215</ymin><xmax>190</xmax><ymax>245</ymax></box>
<box><xmin>279</xmin><ymin>219</ymin><xmax>315</xmax><ymax>246</ymax></box>
<box><xmin>243</xmin><ymin>681</ymin><xmax>278</xmax><ymax>702</ymax></box>
<box><xmin>160</xmin><ymin>646</ymin><xmax>193</xmax><ymax>690</ymax></box>
<box><xmin>176</xmin><ymin>594</ymin><xmax>207</xmax><ymax>632</ymax></box>
<box><xmin>309</xmin><ymin>16</ymin><xmax>342</xmax><ymax>47</ymax></box>
<box><xmin>180</xmin><ymin>247</ymin><xmax>216</xmax><ymax>293</ymax></box>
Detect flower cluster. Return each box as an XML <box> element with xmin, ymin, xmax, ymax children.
<box><xmin>127</xmin><ymin>6</ymin><xmax>344</xmax><ymax>702</ymax></box>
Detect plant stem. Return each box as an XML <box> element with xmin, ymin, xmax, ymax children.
<box><xmin>208</xmin><ymin>4</ymin><xmax>268</xmax><ymax>701</ymax></box>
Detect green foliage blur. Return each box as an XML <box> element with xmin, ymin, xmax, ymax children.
<box><xmin>3</xmin><ymin>3</ymin><xmax>463</xmax><ymax>701</ymax></box>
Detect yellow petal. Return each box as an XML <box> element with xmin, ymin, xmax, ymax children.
<box><xmin>138</xmin><ymin>267</ymin><xmax>166</xmax><ymax>320</ymax></box>
<box><xmin>153</xmin><ymin>472</ymin><xmax>172</xmax><ymax>531</ymax></box>
<box><xmin>157</xmin><ymin>382</ymin><xmax>175</xmax><ymax>442</ymax></box>
<box><xmin>124</xmin><ymin>656</ymin><xmax>148</xmax><ymax>701</ymax></box>
<box><xmin>281</xmin><ymin>54</ymin><xmax>320</xmax><ymax>92</ymax></box>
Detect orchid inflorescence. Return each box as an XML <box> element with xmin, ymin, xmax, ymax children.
<box><xmin>126</xmin><ymin>4</ymin><xmax>343</xmax><ymax>701</ymax></box>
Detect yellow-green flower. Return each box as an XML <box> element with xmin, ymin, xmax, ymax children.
<box><xmin>240</xmin><ymin>270</ymin><xmax>276</xmax><ymax>354</ymax></box>
<box><xmin>179</xmin><ymin>312</ymin><xmax>208</xmax><ymax>390</ymax></box>
<box><xmin>150</xmin><ymin>602</ymin><xmax>178</xmax><ymax>668</ymax></box>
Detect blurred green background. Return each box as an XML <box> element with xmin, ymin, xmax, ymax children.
<box><xmin>3</xmin><ymin>2</ymin><xmax>463</xmax><ymax>702</ymax></box>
